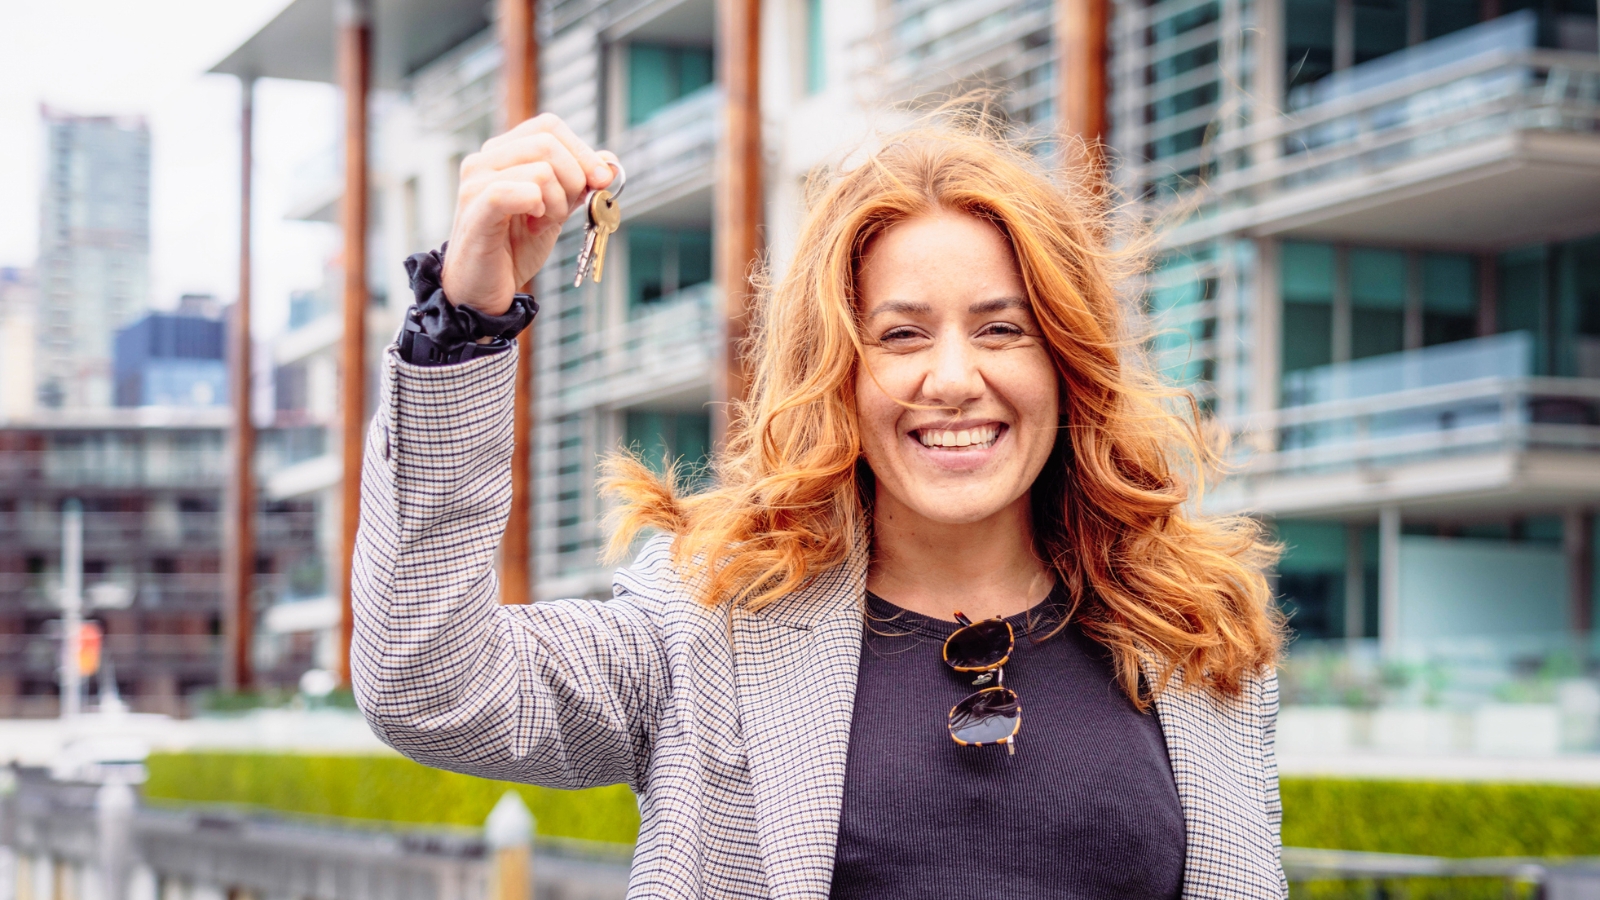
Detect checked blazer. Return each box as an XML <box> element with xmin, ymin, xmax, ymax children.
<box><xmin>350</xmin><ymin>342</ymin><xmax>1288</xmax><ymax>900</ymax></box>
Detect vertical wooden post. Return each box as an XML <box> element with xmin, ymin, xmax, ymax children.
<box><xmin>1057</xmin><ymin>0</ymin><xmax>1109</xmax><ymax>165</ymax></box>
<box><xmin>225</xmin><ymin>76</ymin><xmax>257</xmax><ymax>692</ymax></box>
<box><xmin>336</xmin><ymin>0</ymin><xmax>371</xmax><ymax>686</ymax></box>
<box><xmin>714</xmin><ymin>0</ymin><xmax>763</xmax><ymax>444</ymax></box>
<box><xmin>499</xmin><ymin>0</ymin><xmax>537</xmax><ymax>606</ymax></box>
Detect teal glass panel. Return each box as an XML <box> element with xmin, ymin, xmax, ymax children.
<box><xmin>1422</xmin><ymin>253</ymin><xmax>1477</xmax><ymax>346</ymax></box>
<box><xmin>1499</xmin><ymin>244</ymin><xmax>1549</xmax><ymax>373</ymax></box>
<box><xmin>1274</xmin><ymin>519</ymin><xmax>1347</xmax><ymax>640</ymax></box>
<box><xmin>1355</xmin><ymin>0</ymin><xmax>1408</xmax><ymax>65</ymax></box>
<box><xmin>1350</xmin><ymin>248</ymin><xmax>1404</xmax><ymax>360</ymax></box>
<box><xmin>806</xmin><ymin>0</ymin><xmax>826</xmax><ymax>94</ymax></box>
<box><xmin>628</xmin><ymin>45</ymin><xmax>676</xmax><ymax>126</ymax></box>
<box><xmin>1349</xmin><ymin>248</ymin><xmax>1406</xmax><ymax>310</ymax></box>
<box><xmin>678</xmin><ymin>229</ymin><xmax>713</xmax><ymax>288</ymax></box>
<box><xmin>680</xmin><ymin>47</ymin><xmax>714</xmax><ymax>95</ymax></box>
<box><xmin>624</xmin><ymin>410</ymin><xmax>672</xmax><ymax>469</ymax></box>
<box><xmin>1282</xmin><ymin>242</ymin><xmax>1335</xmax><ymax>375</ymax></box>
<box><xmin>628</xmin><ymin>226</ymin><xmax>667</xmax><ymax>308</ymax></box>
<box><xmin>1427</xmin><ymin>0</ymin><xmax>1480</xmax><ymax>38</ymax></box>
<box><xmin>628</xmin><ymin>45</ymin><xmax>714</xmax><ymax>125</ymax></box>
<box><xmin>1555</xmin><ymin>235</ymin><xmax>1600</xmax><ymax>376</ymax></box>
<box><xmin>1286</xmin><ymin>0</ymin><xmax>1336</xmax><ymax>88</ymax></box>
<box><xmin>624</xmin><ymin>410</ymin><xmax>712</xmax><ymax>489</ymax></box>
<box><xmin>1283</xmin><ymin>304</ymin><xmax>1334</xmax><ymax>373</ymax></box>
<box><xmin>1282</xmin><ymin>241</ymin><xmax>1336</xmax><ymax>302</ymax></box>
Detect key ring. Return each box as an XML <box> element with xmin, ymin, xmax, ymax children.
<box><xmin>603</xmin><ymin>160</ymin><xmax>626</xmax><ymax>200</ymax></box>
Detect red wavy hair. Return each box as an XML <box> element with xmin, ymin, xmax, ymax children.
<box><xmin>602</xmin><ymin>121</ymin><xmax>1282</xmax><ymax>705</ymax></box>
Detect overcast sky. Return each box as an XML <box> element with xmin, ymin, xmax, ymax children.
<box><xmin>0</xmin><ymin>0</ymin><xmax>341</xmax><ymax>339</ymax></box>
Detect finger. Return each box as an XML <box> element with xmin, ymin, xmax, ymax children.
<box><xmin>462</xmin><ymin>180</ymin><xmax>547</xmax><ymax>232</ymax></box>
<box><xmin>488</xmin><ymin>113</ymin><xmax>609</xmax><ymax>187</ymax></box>
<box><xmin>464</xmin><ymin>156</ymin><xmax>583</xmax><ymax>219</ymax></box>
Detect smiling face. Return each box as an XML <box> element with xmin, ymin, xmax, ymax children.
<box><xmin>855</xmin><ymin>211</ymin><xmax>1061</xmax><ymax>530</ymax></box>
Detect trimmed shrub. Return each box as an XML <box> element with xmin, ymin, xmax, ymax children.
<box><xmin>143</xmin><ymin>752</ymin><xmax>640</xmax><ymax>846</ymax></box>
<box><xmin>1282</xmin><ymin>777</ymin><xmax>1600</xmax><ymax>858</ymax></box>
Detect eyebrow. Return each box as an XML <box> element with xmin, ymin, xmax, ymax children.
<box><xmin>865</xmin><ymin>297</ymin><xmax>1029</xmax><ymax>318</ymax></box>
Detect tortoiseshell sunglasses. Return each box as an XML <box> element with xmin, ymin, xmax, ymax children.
<box><xmin>943</xmin><ymin>612</ymin><xmax>1021</xmax><ymax>755</ymax></box>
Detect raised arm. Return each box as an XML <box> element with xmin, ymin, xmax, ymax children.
<box><xmin>348</xmin><ymin>115</ymin><xmax>660</xmax><ymax>790</ymax></box>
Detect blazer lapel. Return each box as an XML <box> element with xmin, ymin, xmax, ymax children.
<box><xmin>732</xmin><ymin>540</ymin><xmax>867</xmax><ymax>900</ymax></box>
<box><xmin>1147</xmin><ymin>662</ymin><xmax>1286</xmax><ymax>899</ymax></box>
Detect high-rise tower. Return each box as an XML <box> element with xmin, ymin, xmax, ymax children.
<box><xmin>35</xmin><ymin>107</ymin><xmax>151</xmax><ymax>410</ymax></box>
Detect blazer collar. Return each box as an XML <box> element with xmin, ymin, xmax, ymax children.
<box><xmin>731</xmin><ymin>536</ymin><xmax>868</xmax><ymax>900</ymax></box>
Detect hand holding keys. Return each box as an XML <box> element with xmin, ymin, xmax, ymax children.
<box><xmin>574</xmin><ymin>162</ymin><xmax>625</xmax><ymax>287</ymax></box>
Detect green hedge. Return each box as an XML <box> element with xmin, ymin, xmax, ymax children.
<box><xmin>143</xmin><ymin>753</ymin><xmax>640</xmax><ymax>846</ymax></box>
<box><xmin>1282</xmin><ymin>777</ymin><xmax>1600</xmax><ymax>858</ymax></box>
<box><xmin>145</xmin><ymin>755</ymin><xmax>1600</xmax><ymax>858</ymax></box>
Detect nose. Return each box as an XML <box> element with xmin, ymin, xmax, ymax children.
<box><xmin>920</xmin><ymin>331</ymin><xmax>985</xmax><ymax>409</ymax></box>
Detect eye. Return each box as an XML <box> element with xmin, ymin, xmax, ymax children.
<box><xmin>979</xmin><ymin>322</ymin><xmax>1027</xmax><ymax>339</ymax></box>
<box><xmin>879</xmin><ymin>326</ymin><xmax>923</xmax><ymax>342</ymax></box>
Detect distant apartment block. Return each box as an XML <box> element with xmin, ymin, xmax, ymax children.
<box><xmin>112</xmin><ymin>311</ymin><xmax>226</xmax><ymax>409</ymax></box>
<box><xmin>0</xmin><ymin>267</ymin><xmax>37</xmax><ymax>420</ymax></box>
<box><xmin>36</xmin><ymin>107</ymin><xmax>151</xmax><ymax>411</ymax></box>
<box><xmin>0</xmin><ymin>413</ymin><xmax>323</xmax><ymax>716</ymax></box>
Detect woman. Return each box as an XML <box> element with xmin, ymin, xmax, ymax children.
<box><xmin>351</xmin><ymin>112</ymin><xmax>1286</xmax><ymax>899</ymax></box>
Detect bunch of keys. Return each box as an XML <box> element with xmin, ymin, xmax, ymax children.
<box><xmin>573</xmin><ymin>161</ymin><xmax>626</xmax><ymax>287</ymax></box>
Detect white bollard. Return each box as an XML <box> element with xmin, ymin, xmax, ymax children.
<box><xmin>96</xmin><ymin>780</ymin><xmax>135</xmax><ymax>900</ymax></box>
<box><xmin>485</xmin><ymin>792</ymin><xmax>535</xmax><ymax>900</ymax></box>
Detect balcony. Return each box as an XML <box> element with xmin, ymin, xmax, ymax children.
<box><xmin>1212</xmin><ymin>333</ymin><xmax>1600</xmax><ymax>517</ymax></box>
<box><xmin>605</xmin><ymin>86</ymin><xmax>721</xmax><ymax>216</ymax></box>
<box><xmin>1175</xmin><ymin>11</ymin><xmax>1600</xmax><ymax>248</ymax></box>
<box><xmin>872</xmin><ymin>0</ymin><xmax>1055</xmax><ymax>135</ymax></box>
<box><xmin>549</xmin><ymin>282</ymin><xmax>719</xmax><ymax>416</ymax></box>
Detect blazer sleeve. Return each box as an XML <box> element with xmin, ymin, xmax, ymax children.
<box><xmin>349</xmin><ymin>341</ymin><xmax>664</xmax><ymax>791</ymax></box>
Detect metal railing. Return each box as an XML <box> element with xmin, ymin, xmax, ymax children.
<box><xmin>1135</xmin><ymin>12</ymin><xmax>1600</xmax><ymax>238</ymax></box>
<box><xmin>871</xmin><ymin>0</ymin><xmax>1056</xmax><ymax>138</ymax></box>
<box><xmin>550</xmin><ymin>283</ymin><xmax>719</xmax><ymax>415</ymax></box>
<box><xmin>604</xmin><ymin>87</ymin><xmax>721</xmax><ymax>212</ymax></box>
<box><xmin>0</xmin><ymin>450</ymin><xmax>225</xmax><ymax>488</ymax></box>
<box><xmin>1226</xmin><ymin>335</ymin><xmax>1600</xmax><ymax>478</ymax></box>
<box><xmin>0</xmin><ymin>509</ymin><xmax>317</xmax><ymax>548</ymax></box>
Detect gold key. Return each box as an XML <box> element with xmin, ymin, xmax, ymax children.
<box><xmin>572</xmin><ymin>161</ymin><xmax>627</xmax><ymax>287</ymax></box>
<box><xmin>586</xmin><ymin>189</ymin><xmax>621</xmax><ymax>283</ymax></box>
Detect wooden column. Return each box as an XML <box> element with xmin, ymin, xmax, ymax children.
<box><xmin>337</xmin><ymin>0</ymin><xmax>371</xmax><ymax>685</ymax></box>
<box><xmin>499</xmin><ymin>0</ymin><xmax>537</xmax><ymax>606</ymax></box>
<box><xmin>225</xmin><ymin>75</ymin><xmax>257</xmax><ymax>692</ymax></box>
<box><xmin>1057</xmin><ymin>0</ymin><xmax>1109</xmax><ymax>165</ymax></box>
<box><xmin>714</xmin><ymin>0</ymin><xmax>763</xmax><ymax>443</ymax></box>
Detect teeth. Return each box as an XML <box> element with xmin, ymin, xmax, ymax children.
<box><xmin>916</xmin><ymin>426</ymin><xmax>999</xmax><ymax>449</ymax></box>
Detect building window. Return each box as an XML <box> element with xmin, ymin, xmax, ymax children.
<box><xmin>628</xmin><ymin>225</ymin><xmax>712</xmax><ymax>310</ymax></box>
<box><xmin>1273</xmin><ymin>519</ymin><xmax>1356</xmax><ymax>640</ymax></box>
<box><xmin>624</xmin><ymin>410</ymin><xmax>712</xmax><ymax>488</ymax></box>
<box><xmin>628</xmin><ymin>44</ymin><xmax>714</xmax><ymax>126</ymax></box>
<box><xmin>1281</xmin><ymin>240</ymin><xmax>1482</xmax><ymax>387</ymax></box>
<box><xmin>1349</xmin><ymin>248</ymin><xmax>1405</xmax><ymax>361</ymax></box>
<box><xmin>806</xmin><ymin>0</ymin><xmax>826</xmax><ymax>94</ymax></box>
<box><xmin>1421</xmin><ymin>253</ymin><xmax>1477</xmax><ymax>346</ymax></box>
<box><xmin>1281</xmin><ymin>241</ymin><xmax>1336</xmax><ymax>376</ymax></box>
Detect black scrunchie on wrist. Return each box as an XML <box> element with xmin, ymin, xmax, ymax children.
<box><xmin>399</xmin><ymin>242</ymin><xmax>539</xmax><ymax>366</ymax></box>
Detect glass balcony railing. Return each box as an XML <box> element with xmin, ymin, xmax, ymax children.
<box><xmin>875</xmin><ymin>0</ymin><xmax>1056</xmax><ymax>138</ymax></box>
<box><xmin>1147</xmin><ymin>11</ymin><xmax>1600</xmax><ymax>239</ymax></box>
<box><xmin>1228</xmin><ymin>333</ymin><xmax>1600</xmax><ymax>477</ymax></box>
<box><xmin>549</xmin><ymin>282</ymin><xmax>719</xmax><ymax>415</ymax></box>
<box><xmin>605</xmin><ymin>86</ymin><xmax>721</xmax><ymax>211</ymax></box>
<box><xmin>1278</xmin><ymin>634</ymin><xmax>1600</xmax><ymax>756</ymax></box>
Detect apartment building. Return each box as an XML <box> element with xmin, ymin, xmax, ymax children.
<box><xmin>217</xmin><ymin>0</ymin><xmax>1600</xmax><ymax>751</ymax></box>
<box><xmin>0</xmin><ymin>413</ymin><xmax>321</xmax><ymax>715</ymax></box>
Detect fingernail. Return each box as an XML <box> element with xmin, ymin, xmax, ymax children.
<box><xmin>593</xmin><ymin>164</ymin><xmax>612</xmax><ymax>183</ymax></box>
